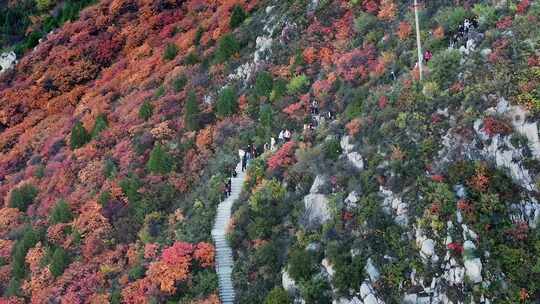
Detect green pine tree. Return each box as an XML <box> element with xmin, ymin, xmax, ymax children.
<box><xmin>229</xmin><ymin>5</ymin><xmax>247</xmax><ymax>28</ymax></box>
<box><xmin>9</xmin><ymin>184</ymin><xmax>38</xmax><ymax>212</ymax></box>
<box><xmin>185</xmin><ymin>91</ymin><xmax>201</xmax><ymax>131</ymax></box>
<box><xmin>70</xmin><ymin>120</ymin><xmax>91</xmax><ymax>149</ymax></box>
<box><xmin>163</xmin><ymin>43</ymin><xmax>179</xmax><ymax>61</ymax></box>
<box><xmin>259</xmin><ymin>103</ymin><xmax>273</xmax><ymax>138</ymax></box>
<box><xmin>91</xmin><ymin>113</ymin><xmax>108</xmax><ymax>139</ymax></box>
<box><xmin>147</xmin><ymin>143</ymin><xmax>172</xmax><ymax>174</ymax></box>
<box><xmin>49</xmin><ymin>199</ymin><xmax>73</xmax><ymax>224</ymax></box>
<box><xmin>216</xmin><ymin>87</ymin><xmax>237</xmax><ymax>118</ymax></box>
<box><xmin>255</xmin><ymin>71</ymin><xmax>274</xmax><ymax>98</ymax></box>
<box><xmin>215</xmin><ymin>34</ymin><xmax>240</xmax><ymax>63</ymax></box>
<box><xmin>264</xmin><ymin>287</ymin><xmax>291</xmax><ymax>304</ymax></box>
<box><xmin>139</xmin><ymin>100</ymin><xmax>154</xmax><ymax>121</ymax></box>
<box><xmin>50</xmin><ymin>247</ymin><xmax>70</xmax><ymax>277</ymax></box>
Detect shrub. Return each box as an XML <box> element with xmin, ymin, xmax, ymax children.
<box><xmin>171</xmin><ymin>74</ymin><xmax>187</xmax><ymax>93</ymax></box>
<box><xmin>323</xmin><ymin>138</ymin><xmax>342</xmax><ymax>161</ymax></box>
<box><xmin>354</xmin><ymin>12</ymin><xmax>377</xmax><ymax>35</ymax></box>
<box><xmin>128</xmin><ymin>264</ymin><xmax>146</xmax><ymax>281</ymax></box>
<box><xmin>10</xmin><ymin>184</ymin><xmax>38</xmax><ymax>212</ymax></box>
<box><xmin>230</xmin><ymin>4</ymin><xmax>247</xmax><ymax>28</ymax></box>
<box><xmin>259</xmin><ymin>103</ymin><xmax>273</xmax><ymax>132</ymax></box>
<box><xmin>300</xmin><ymin>277</ymin><xmax>331</xmax><ymax>303</ymax></box>
<box><xmin>428</xmin><ymin>49</ymin><xmax>461</xmax><ymax>88</ymax></box>
<box><xmin>147</xmin><ymin>143</ymin><xmax>172</xmax><ymax>174</ymax></box>
<box><xmin>270</xmin><ymin>78</ymin><xmax>287</xmax><ymax>102</ymax></box>
<box><xmin>435</xmin><ymin>7</ymin><xmax>469</xmax><ymax>32</ymax></box>
<box><xmin>288</xmin><ymin>248</ymin><xmax>315</xmax><ymax>282</ymax></box>
<box><xmin>139</xmin><ymin>100</ymin><xmax>154</xmax><ymax>121</ymax></box>
<box><xmin>215</xmin><ymin>34</ymin><xmax>240</xmax><ymax>63</ymax></box>
<box><xmin>183</xmin><ymin>52</ymin><xmax>200</xmax><ymax>65</ymax></box>
<box><xmin>49</xmin><ymin>199</ymin><xmax>73</xmax><ymax>224</ymax></box>
<box><xmin>472</xmin><ymin>4</ymin><xmax>497</xmax><ymax>28</ymax></box>
<box><xmin>70</xmin><ymin>120</ymin><xmax>91</xmax><ymax>149</ymax></box>
<box><xmin>194</xmin><ymin>27</ymin><xmax>203</xmax><ymax>46</ymax></box>
<box><xmin>265</xmin><ymin>287</ymin><xmax>291</xmax><ymax>304</ymax></box>
<box><xmin>255</xmin><ymin>71</ymin><xmax>274</xmax><ymax>98</ymax></box>
<box><xmin>216</xmin><ymin>87</ymin><xmax>238</xmax><ymax>118</ymax></box>
<box><xmin>163</xmin><ymin>43</ymin><xmax>179</xmax><ymax>61</ymax></box>
<box><xmin>154</xmin><ymin>85</ymin><xmax>165</xmax><ymax>98</ymax></box>
<box><xmin>91</xmin><ymin>114</ymin><xmax>108</xmax><ymax>139</ymax></box>
<box><xmin>287</xmin><ymin>74</ymin><xmax>309</xmax><ymax>95</ymax></box>
<box><xmin>50</xmin><ymin>247</ymin><xmax>70</xmax><ymax>277</ymax></box>
<box><xmin>11</xmin><ymin>226</ymin><xmax>40</xmax><ymax>280</ymax></box>
<box><xmin>36</xmin><ymin>0</ymin><xmax>54</xmax><ymax>11</ymax></box>
<box><xmin>185</xmin><ymin>91</ymin><xmax>201</xmax><ymax>131</ymax></box>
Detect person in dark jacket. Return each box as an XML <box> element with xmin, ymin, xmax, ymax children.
<box><xmin>242</xmin><ymin>152</ymin><xmax>247</xmax><ymax>171</ymax></box>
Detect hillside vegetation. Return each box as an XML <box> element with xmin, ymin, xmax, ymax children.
<box><xmin>0</xmin><ymin>0</ymin><xmax>539</xmax><ymax>303</ymax></box>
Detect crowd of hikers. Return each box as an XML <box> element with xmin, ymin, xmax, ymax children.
<box><xmin>450</xmin><ymin>17</ymin><xmax>479</xmax><ymax>48</ymax></box>
<box><xmin>219</xmin><ymin>96</ymin><xmax>333</xmax><ymax>200</ymax></box>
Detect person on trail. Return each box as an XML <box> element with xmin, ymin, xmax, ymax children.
<box><xmin>471</xmin><ymin>18</ymin><xmax>478</xmax><ymax>30</ymax></box>
<box><xmin>278</xmin><ymin>130</ymin><xmax>284</xmax><ymax>143</ymax></box>
<box><xmin>423</xmin><ymin>50</ymin><xmax>433</xmax><ymax>63</ymax></box>
<box><xmin>222</xmin><ymin>182</ymin><xmax>228</xmax><ymax>200</ymax></box>
<box><xmin>284</xmin><ymin>129</ymin><xmax>291</xmax><ymax>141</ymax></box>
<box><xmin>270</xmin><ymin>137</ymin><xmax>276</xmax><ymax>151</ymax></box>
<box><xmin>227</xmin><ymin>178</ymin><xmax>232</xmax><ymax>196</ymax></box>
<box><xmin>232</xmin><ymin>167</ymin><xmax>238</xmax><ymax>177</ymax></box>
<box><xmin>241</xmin><ymin>151</ymin><xmax>247</xmax><ymax>171</ymax></box>
<box><xmin>464</xmin><ymin>19</ymin><xmax>471</xmax><ymax>33</ymax></box>
<box><xmin>311</xmin><ymin>100</ymin><xmax>319</xmax><ymax>115</ymax></box>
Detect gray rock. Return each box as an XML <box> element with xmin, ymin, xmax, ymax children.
<box><xmin>304</xmin><ymin>194</ymin><xmax>331</xmax><ymax>227</ymax></box>
<box><xmin>310</xmin><ymin>175</ymin><xmax>327</xmax><ymax>194</ymax></box>
<box><xmin>0</xmin><ymin>51</ymin><xmax>17</xmax><ymax>74</ymax></box>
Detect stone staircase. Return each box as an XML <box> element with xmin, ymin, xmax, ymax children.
<box><xmin>211</xmin><ymin>162</ymin><xmax>245</xmax><ymax>304</ymax></box>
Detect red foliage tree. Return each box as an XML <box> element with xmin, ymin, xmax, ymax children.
<box><xmin>267</xmin><ymin>141</ymin><xmax>297</xmax><ymax>172</ymax></box>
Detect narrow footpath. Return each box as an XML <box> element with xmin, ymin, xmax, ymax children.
<box><xmin>211</xmin><ymin>162</ymin><xmax>245</xmax><ymax>304</ymax></box>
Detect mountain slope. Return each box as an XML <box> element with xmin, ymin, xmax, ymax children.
<box><xmin>0</xmin><ymin>0</ymin><xmax>539</xmax><ymax>303</ymax></box>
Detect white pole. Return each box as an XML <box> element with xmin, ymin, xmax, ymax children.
<box><xmin>414</xmin><ymin>0</ymin><xmax>423</xmax><ymax>81</ymax></box>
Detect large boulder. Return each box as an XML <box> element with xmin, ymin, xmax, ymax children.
<box><xmin>310</xmin><ymin>175</ymin><xmax>327</xmax><ymax>194</ymax></box>
<box><xmin>282</xmin><ymin>269</ymin><xmax>298</xmax><ymax>292</ymax></box>
<box><xmin>304</xmin><ymin>194</ymin><xmax>331</xmax><ymax>227</ymax></box>
<box><xmin>0</xmin><ymin>51</ymin><xmax>17</xmax><ymax>74</ymax></box>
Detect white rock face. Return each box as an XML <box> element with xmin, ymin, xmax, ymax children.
<box><xmin>333</xmin><ymin>297</ymin><xmax>362</xmax><ymax>304</ymax></box>
<box><xmin>346</xmin><ymin>152</ymin><xmax>364</xmax><ymax>171</ymax></box>
<box><xmin>322</xmin><ymin>258</ymin><xmax>335</xmax><ymax>277</ymax></box>
<box><xmin>340</xmin><ymin>135</ymin><xmax>354</xmax><ymax>153</ymax></box>
<box><xmin>464</xmin><ymin>258</ymin><xmax>483</xmax><ymax>283</ymax></box>
<box><xmin>310</xmin><ymin>175</ymin><xmax>326</xmax><ymax>194</ymax></box>
<box><xmin>380</xmin><ymin>187</ymin><xmax>408</xmax><ymax>226</ymax></box>
<box><xmin>304</xmin><ymin>194</ymin><xmax>331</xmax><ymax>226</ymax></box>
<box><xmin>463</xmin><ymin>241</ymin><xmax>483</xmax><ymax>283</ymax></box>
<box><xmin>421</xmin><ymin>239</ymin><xmax>436</xmax><ymax>258</ymax></box>
<box><xmin>345</xmin><ymin>191</ymin><xmax>359</xmax><ymax>210</ymax></box>
<box><xmin>282</xmin><ymin>270</ymin><xmax>297</xmax><ymax>292</ymax></box>
<box><xmin>0</xmin><ymin>51</ymin><xmax>17</xmax><ymax>74</ymax></box>
<box><xmin>365</xmin><ymin>258</ymin><xmax>380</xmax><ymax>282</ymax></box>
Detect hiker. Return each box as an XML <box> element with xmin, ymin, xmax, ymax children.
<box><xmin>450</xmin><ymin>34</ymin><xmax>459</xmax><ymax>48</ymax></box>
<box><xmin>270</xmin><ymin>137</ymin><xmax>276</xmax><ymax>151</ymax></box>
<box><xmin>423</xmin><ymin>50</ymin><xmax>433</xmax><ymax>63</ymax></box>
<box><xmin>284</xmin><ymin>129</ymin><xmax>291</xmax><ymax>141</ymax></box>
<box><xmin>241</xmin><ymin>151</ymin><xmax>247</xmax><ymax>171</ymax></box>
<box><xmin>227</xmin><ymin>178</ymin><xmax>232</xmax><ymax>196</ymax></box>
<box><xmin>471</xmin><ymin>18</ymin><xmax>478</xmax><ymax>30</ymax></box>
<box><xmin>278</xmin><ymin>130</ymin><xmax>284</xmax><ymax>143</ymax></box>
<box><xmin>463</xmin><ymin>19</ymin><xmax>471</xmax><ymax>33</ymax></box>
<box><xmin>222</xmin><ymin>182</ymin><xmax>228</xmax><ymax>199</ymax></box>
<box><xmin>311</xmin><ymin>100</ymin><xmax>319</xmax><ymax>115</ymax></box>
<box><xmin>232</xmin><ymin>167</ymin><xmax>238</xmax><ymax>177</ymax></box>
